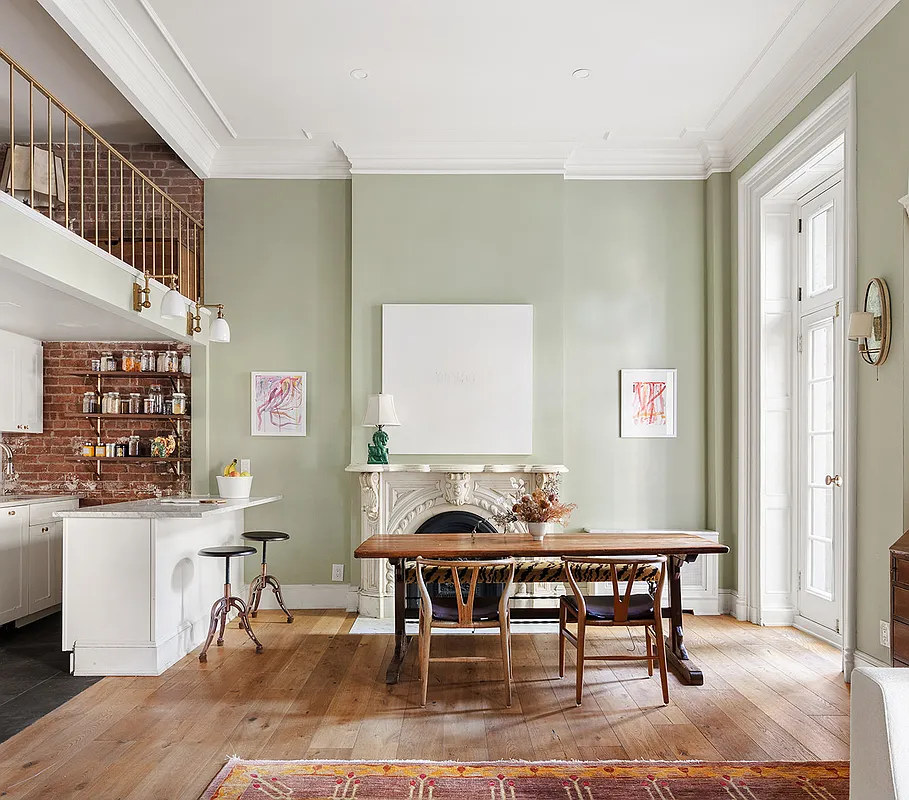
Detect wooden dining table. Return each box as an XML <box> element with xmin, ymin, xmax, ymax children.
<box><xmin>354</xmin><ymin>531</ymin><xmax>729</xmax><ymax>686</ymax></box>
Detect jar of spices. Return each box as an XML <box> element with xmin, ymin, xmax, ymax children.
<box><xmin>114</xmin><ymin>442</ymin><xmax>126</xmax><ymax>458</ymax></box>
<box><xmin>82</xmin><ymin>391</ymin><xmax>98</xmax><ymax>414</ymax></box>
<box><xmin>100</xmin><ymin>351</ymin><xmax>114</xmax><ymax>371</ymax></box>
<box><xmin>171</xmin><ymin>392</ymin><xmax>187</xmax><ymax>415</ymax></box>
<box><xmin>142</xmin><ymin>395</ymin><xmax>155</xmax><ymax>415</ymax></box>
<box><xmin>92</xmin><ymin>444</ymin><xmax>104</xmax><ymax>457</ymax></box>
<box><xmin>163</xmin><ymin>399</ymin><xmax>173</xmax><ymax>415</ymax></box>
<box><xmin>141</xmin><ymin>350</ymin><xmax>155</xmax><ymax>372</ymax></box>
<box><xmin>122</xmin><ymin>350</ymin><xmax>137</xmax><ymax>372</ymax></box>
<box><xmin>148</xmin><ymin>385</ymin><xmax>164</xmax><ymax>415</ymax></box>
<box><xmin>166</xmin><ymin>350</ymin><xmax>179</xmax><ymax>373</ymax></box>
<box><xmin>81</xmin><ymin>442</ymin><xmax>93</xmax><ymax>457</ymax></box>
<box><xmin>91</xmin><ymin>358</ymin><xmax>101</xmax><ymax>372</ymax></box>
<box><xmin>180</xmin><ymin>353</ymin><xmax>191</xmax><ymax>375</ymax></box>
<box><xmin>128</xmin><ymin>392</ymin><xmax>142</xmax><ymax>414</ymax></box>
<box><xmin>128</xmin><ymin>436</ymin><xmax>141</xmax><ymax>457</ymax></box>
<box><xmin>105</xmin><ymin>443</ymin><xmax>115</xmax><ymax>458</ymax></box>
<box><xmin>156</xmin><ymin>351</ymin><xmax>167</xmax><ymax>373</ymax></box>
<box><xmin>107</xmin><ymin>391</ymin><xmax>121</xmax><ymax>414</ymax></box>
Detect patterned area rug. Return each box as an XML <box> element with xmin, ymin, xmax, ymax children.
<box><xmin>201</xmin><ymin>759</ymin><xmax>849</xmax><ymax>799</ymax></box>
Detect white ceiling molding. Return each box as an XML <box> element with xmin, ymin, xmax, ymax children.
<box><xmin>134</xmin><ymin>0</ymin><xmax>237</xmax><ymax>140</ymax></box>
<box><xmin>720</xmin><ymin>0</ymin><xmax>901</xmax><ymax>169</ymax></box>
<box><xmin>338</xmin><ymin>141</ymin><xmax>578</xmax><ymax>175</ymax></box>
<box><xmin>699</xmin><ymin>141</ymin><xmax>733</xmax><ymax>178</ymax></box>
<box><xmin>37</xmin><ymin>0</ymin><xmax>219</xmax><ymax>176</ymax></box>
<box><xmin>210</xmin><ymin>141</ymin><xmax>352</xmax><ymax>180</ymax></box>
<box><xmin>564</xmin><ymin>147</ymin><xmax>710</xmax><ymax>181</ymax></box>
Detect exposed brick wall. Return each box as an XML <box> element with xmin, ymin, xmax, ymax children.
<box><xmin>1</xmin><ymin>341</ymin><xmax>192</xmax><ymax>505</ymax></box>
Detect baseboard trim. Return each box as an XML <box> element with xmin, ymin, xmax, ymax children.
<box><xmin>853</xmin><ymin>649</ymin><xmax>890</xmax><ymax>669</ymax></box>
<box><xmin>719</xmin><ymin>589</ymin><xmax>739</xmax><ymax>617</ymax></box>
<box><xmin>793</xmin><ymin>614</ymin><xmax>843</xmax><ymax>648</ymax></box>
<box><xmin>247</xmin><ymin>583</ymin><xmax>358</xmax><ymax>612</ymax></box>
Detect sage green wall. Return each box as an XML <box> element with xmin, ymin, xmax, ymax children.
<box><xmin>730</xmin><ymin>0</ymin><xmax>909</xmax><ymax>660</ymax></box>
<box><xmin>204</xmin><ymin>179</ymin><xmax>352</xmax><ymax>585</ymax></box>
<box><xmin>562</xmin><ymin>181</ymin><xmax>707</xmax><ymax>532</ymax></box>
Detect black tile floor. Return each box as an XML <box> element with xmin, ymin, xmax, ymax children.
<box><xmin>0</xmin><ymin>613</ymin><xmax>99</xmax><ymax>743</ymax></box>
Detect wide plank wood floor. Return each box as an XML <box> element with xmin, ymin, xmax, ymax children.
<box><xmin>0</xmin><ymin>612</ymin><xmax>850</xmax><ymax>799</ymax></box>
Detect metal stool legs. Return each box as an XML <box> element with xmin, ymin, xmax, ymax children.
<box><xmin>199</xmin><ymin>557</ymin><xmax>264</xmax><ymax>662</ymax></box>
<box><xmin>246</xmin><ymin>540</ymin><xmax>294</xmax><ymax>623</ymax></box>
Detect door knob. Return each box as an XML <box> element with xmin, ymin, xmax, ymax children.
<box><xmin>825</xmin><ymin>474</ymin><xmax>842</xmax><ymax>487</ymax></box>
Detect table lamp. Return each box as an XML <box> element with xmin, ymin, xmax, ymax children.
<box><xmin>362</xmin><ymin>394</ymin><xmax>400</xmax><ymax>464</ymax></box>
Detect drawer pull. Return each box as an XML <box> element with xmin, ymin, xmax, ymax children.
<box><xmin>7</xmin><ymin>510</ymin><xmax>15</xmax><ymax>515</ymax></box>
<box><xmin>42</xmin><ymin>526</ymin><xmax>49</xmax><ymax>532</ymax></box>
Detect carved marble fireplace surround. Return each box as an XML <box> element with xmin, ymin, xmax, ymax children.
<box><xmin>347</xmin><ymin>463</ymin><xmax>567</xmax><ymax>618</ymax></box>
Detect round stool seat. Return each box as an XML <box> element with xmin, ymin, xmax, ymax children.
<box><xmin>198</xmin><ymin>545</ymin><xmax>258</xmax><ymax>558</ymax></box>
<box><xmin>242</xmin><ymin>531</ymin><xmax>290</xmax><ymax>543</ymax></box>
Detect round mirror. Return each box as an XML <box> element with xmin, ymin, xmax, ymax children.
<box><xmin>862</xmin><ymin>278</ymin><xmax>891</xmax><ymax>366</ymax></box>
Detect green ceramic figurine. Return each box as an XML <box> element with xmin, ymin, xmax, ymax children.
<box><xmin>366</xmin><ymin>428</ymin><xmax>390</xmax><ymax>464</ymax></box>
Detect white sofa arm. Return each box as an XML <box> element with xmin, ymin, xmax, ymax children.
<box><xmin>851</xmin><ymin>667</ymin><xmax>909</xmax><ymax>800</ymax></box>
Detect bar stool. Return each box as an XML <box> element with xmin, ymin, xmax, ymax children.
<box><xmin>242</xmin><ymin>531</ymin><xmax>294</xmax><ymax>623</ymax></box>
<box><xmin>197</xmin><ymin>545</ymin><xmax>264</xmax><ymax>662</ymax></box>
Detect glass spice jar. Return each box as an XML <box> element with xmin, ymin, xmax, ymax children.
<box><xmin>156</xmin><ymin>351</ymin><xmax>167</xmax><ymax>373</ymax></box>
<box><xmin>128</xmin><ymin>436</ymin><xmax>141</xmax><ymax>457</ymax></box>
<box><xmin>128</xmin><ymin>392</ymin><xmax>142</xmax><ymax>414</ymax></box>
<box><xmin>91</xmin><ymin>358</ymin><xmax>101</xmax><ymax>372</ymax></box>
<box><xmin>114</xmin><ymin>442</ymin><xmax>126</xmax><ymax>458</ymax></box>
<box><xmin>100</xmin><ymin>351</ymin><xmax>114</xmax><ymax>371</ymax></box>
<box><xmin>140</xmin><ymin>350</ymin><xmax>154</xmax><ymax>372</ymax></box>
<box><xmin>122</xmin><ymin>350</ymin><xmax>137</xmax><ymax>372</ymax></box>
<box><xmin>165</xmin><ymin>350</ymin><xmax>179</xmax><ymax>373</ymax></box>
<box><xmin>82</xmin><ymin>391</ymin><xmax>98</xmax><ymax>413</ymax></box>
<box><xmin>171</xmin><ymin>392</ymin><xmax>187</xmax><ymax>415</ymax></box>
<box><xmin>180</xmin><ymin>353</ymin><xmax>191</xmax><ymax>375</ymax></box>
<box><xmin>81</xmin><ymin>442</ymin><xmax>93</xmax><ymax>457</ymax></box>
<box><xmin>148</xmin><ymin>385</ymin><xmax>164</xmax><ymax>415</ymax></box>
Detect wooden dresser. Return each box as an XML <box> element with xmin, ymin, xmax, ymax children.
<box><xmin>891</xmin><ymin>532</ymin><xmax>909</xmax><ymax>666</ymax></box>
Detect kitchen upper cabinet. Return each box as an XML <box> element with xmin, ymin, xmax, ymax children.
<box><xmin>0</xmin><ymin>330</ymin><xmax>43</xmax><ymax>433</ymax></box>
<box><xmin>0</xmin><ymin>506</ymin><xmax>28</xmax><ymax>625</ymax></box>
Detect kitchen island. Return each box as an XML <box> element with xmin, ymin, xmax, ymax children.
<box><xmin>56</xmin><ymin>496</ymin><xmax>281</xmax><ymax>676</ymax></box>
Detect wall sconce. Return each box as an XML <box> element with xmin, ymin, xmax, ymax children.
<box><xmin>847</xmin><ymin>277</ymin><xmax>891</xmax><ymax>366</ymax></box>
<box><xmin>132</xmin><ymin>272</ymin><xmax>151</xmax><ymax>313</ymax></box>
<box><xmin>160</xmin><ymin>276</ymin><xmax>188</xmax><ymax>319</ymax></box>
<box><xmin>187</xmin><ymin>302</ymin><xmax>231</xmax><ymax>343</ymax></box>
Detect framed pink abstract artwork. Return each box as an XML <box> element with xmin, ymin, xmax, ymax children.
<box><xmin>251</xmin><ymin>372</ymin><xmax>307</xmax><ymax>436</ymax></box>
<box><xmin>620</xmin><ymin>369</ymin><xmax>677</xmax><ymax>438</ymax></box>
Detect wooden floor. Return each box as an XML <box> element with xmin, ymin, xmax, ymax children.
<box><xmin>0</xmin><ymin>611</ymin><xmax>850</xmax><ymax>799</ymax></box>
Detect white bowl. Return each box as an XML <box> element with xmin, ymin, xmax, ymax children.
<box><xmin>216</xmin><ymin>475</ymin><xmax>254</xmax><ymax>499</ymax></box>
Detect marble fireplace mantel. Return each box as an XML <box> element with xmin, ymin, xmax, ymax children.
<box><xmin>347</xmin><ymin>462</ymin><xmax>568</xmax><ymax>617</ymax></box>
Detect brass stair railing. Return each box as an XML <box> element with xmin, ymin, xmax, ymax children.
<box><xmin>1</xmin><ymin>46</ymin><xmax>203</xmax><ymax>304</ymax></box>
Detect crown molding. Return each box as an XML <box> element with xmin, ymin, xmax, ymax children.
<box><xmin>699</xmin><ymin>141</ymin><xmax>733</xmax><ymax>178</ymax></box>
<box><xmin>209</xmin><ymin>141</ymin><xmax>352</xmax><ymax>179</ymax></box>
<box><xmin>337</xmin><ymin>141</ymin><xmax>578</xmax><ymax>175</ymax></box>
<box><xmin>721</xmin><ymin>0</ymin><xmax>900</xmax><ymax>169</ymax></box>
<box><xmin>564</xmin><ymin>147</ymin><xmax>710</xmax><ymax>180</ymax></box>
<box><xmin>37</xmin><ymin>0</ymin><xmax>219</xmax><ymax>177</ymax></box>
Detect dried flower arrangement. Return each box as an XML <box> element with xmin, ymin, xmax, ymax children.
<box><xmin>490</xmin><ymin>474</ymin><xmax>577</xmax><ymax>529</ymax></box>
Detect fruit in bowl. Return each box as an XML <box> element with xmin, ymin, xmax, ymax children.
<box><xmin>217</xmin><ymin>459</ymin><xmax>254</xmax><ymax>498</ymax></box>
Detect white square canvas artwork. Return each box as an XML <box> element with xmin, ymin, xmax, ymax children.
<box><xmin>620</xmin><ymin>369</ymin><xmax>677</xmax><ymax>438</ymax></box>
<box><xmin>381</xmin><ymin>304</ymin><xmax>533</xmax><ymax>454</ymax></box>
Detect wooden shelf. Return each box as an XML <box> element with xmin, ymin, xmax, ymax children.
<box><xmin>68</xmin><ymin>372</ymin><xmax>189</xmax><ymax>379</ymax></box>
<box><xmin>67</xmin><ymin>413</ymin><xmax>190</xmax><ymax>420</ymax></box>
<box><xmin>68</xmin><ymin>456</ymin><xmax>191</xmax><ymax>463</ymax></box>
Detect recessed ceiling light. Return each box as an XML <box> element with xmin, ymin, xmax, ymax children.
<box><xmin>350</xmin><ymin>69</ymin><xmax>369</xmax><ymax>80</ymax></box>
<box><xmin>572</xmin><ymin>68</ymin><xmax>591</xmax><ymax>79</ymax></box>
<box><xmin>301</xmin><ymin>129</ymin><xmax>313</xmax><ymax>140</ymax></box>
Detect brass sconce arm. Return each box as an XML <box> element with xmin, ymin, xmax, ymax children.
<box><xmin>186</xmin><ymin>303</ymin><xmax>226</xmax><ymax>337</ymax></box>
<box><xmin>132</xmin><ymin>272</ymin><xmax>151</xmax><ymax>313</ymax></box>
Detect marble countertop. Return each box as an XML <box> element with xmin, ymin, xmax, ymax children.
<box><xmin>345</xmin><ymin>464</ymin><xmax>568</xmax><ymax>473</ymax></box>
<box><xmin>55</xmin><ymin>495</ymin><xmax>282</xmax><ymax>519</ymax></box>
<box><xmin>0</xmin><ymin>494</ymin><xmax>81</xmax><ymax>509</ymax></box>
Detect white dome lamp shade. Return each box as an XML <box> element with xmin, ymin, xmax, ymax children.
<box><xmin>208</xmin><ymin>305</ymin><xmax>231</xmax><ymax>343</ymax></box>
<box><xmin>159</xmin><ymin>278</ymin><xmax>187</xmax><ymax>319</ymax></box>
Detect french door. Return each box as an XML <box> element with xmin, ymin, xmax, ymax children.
<box><xmin>796</xmin><ymin>178</ymin><xmax>844</xmax><ymax>638</ymax></box>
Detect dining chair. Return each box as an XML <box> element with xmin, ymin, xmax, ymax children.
<box><xmin>559</xmin><ymin>555</ymin><xmax>669</xmax><ymax>706</ymax></box>
<box><xmin>414</xmin><ymin>556</ymin><xmax>516</xmax><ymax>708</ymax></box>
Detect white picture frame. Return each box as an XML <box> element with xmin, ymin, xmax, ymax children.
<box><xmin>620</xmin><ymin>369</ymin><xmax>677</xmax><ymax>438</ymax></box>
<box><xmin>251</xmin><ymin>372</ymin><xmax>307</xmax><ymax>436</ymax></box>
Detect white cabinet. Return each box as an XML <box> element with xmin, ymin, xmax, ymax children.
<box><xmin>0</xmin><ymin>330</ymin><xmax>43</xmax><ymax>434</ymax></box>
<box><xmin>0</xmin><ymin>506</ymin><xmax>28</xmax><ymax>624</ymax></box>
<box><xmin>27</xmin><ymin>522</ymin><xmax>58</xmax><ymax>615</ymax></box>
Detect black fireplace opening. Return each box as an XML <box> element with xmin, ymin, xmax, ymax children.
<box><xmin>405</xmin><ymin>511</ymin><xmax>500</xmax><ymax>614</ymax></box>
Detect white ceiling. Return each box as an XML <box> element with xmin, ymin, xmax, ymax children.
<box><xmin>0</xmin><ymin>259</ymin><xmax>176</xmax><ymax>342</ymax></box>
<box><xmin>0</xmin><ymin>0</ymin><xmax>158</xmax><ymax>142</ymax></box>
<box><xmin>35</xmin><ymin>0</ymin><xmax>899</xmax><ymax>178</ymax></box>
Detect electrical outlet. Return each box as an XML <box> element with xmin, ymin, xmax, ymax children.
<box><xmin>881</xmin><ymin>620</ymin><xmax>891</xmax><ymax>648</ymax></box>
<box><xmin>240</xmin><ymin>459</ymin><xmax>251</xmax><ymax>474</ymax></box>
<box><xmin>331</xmin><ymin>564</ymin><xmax>344</xmax><ymax>582</ymax></box>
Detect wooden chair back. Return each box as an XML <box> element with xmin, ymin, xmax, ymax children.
<box><xmin>415</xmin><ymin>557</ymin><xmax>516</xmax><ymax>627</ymax></box>
<box><xmin>561</xmin><ymin>555</ymin><xmax>667</xmax><ymax>624</ymax></box>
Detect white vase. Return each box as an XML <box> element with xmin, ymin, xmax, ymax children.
<box><xmin>527</xmin><ymin>522</ymin><xmax>553</xmax><ymax>541</ymax></box>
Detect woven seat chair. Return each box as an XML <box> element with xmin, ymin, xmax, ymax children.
<box><xmin>414</xmin><ymin>556</ymin><xmax>516</xmax><ymax>708</ymax></box>
<box><xmin>559</xmin><ymin>555</ymin><xmax>669</xmax><ymax>706</ymax></box>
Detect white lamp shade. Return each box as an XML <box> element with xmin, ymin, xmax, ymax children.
<box><xmin>1</xmin><ymin>145</ymin><xmax>66</xmax><ymax>206</ymax></box>
<box><xmin>362</xmin><ymin>393</ymin><xmax>400</xmax><ymax>427</ymax></box>
<box><xmin>209</xmin><ymin>314</ymin><xmax>231</xmax><ymax>343</ymax></box>
<box><xmin>847</xmin><ymin>311</ymin><xmax>874</xmax><ymax>341</ymax></box>
<box><xmin>160</xmin><ymin>288</ymin><xmax>187</xmax><ymax>319</ymax></box>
